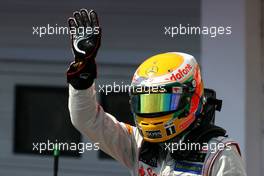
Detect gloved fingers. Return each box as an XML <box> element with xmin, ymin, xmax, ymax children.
<box><xmin>67</xmin><ymin>9</ymin><xmax>101</xmax><ymax>60</ymax></box>
<box><xmin>80</xmin><ymin>9</ymin><xmax>91</xmax><ymax>27</ymax></box>
<box><xmin>68</xmin><ymin>17</ymin><xmax>77</xmax><ymax>39</ymax></box>
<box><xmin>89</xmin><ymin>10</ymin><xmax>99</xmax><ymax>28</ymax></box>
<box><xmin>68</xmin><ymin>17</ymin><xmax>77</xmax><ymax>28</ymax></box>
<box><xmin>73</xmin><ymin>11</ymin><xmax>84</xmax><ymax>27</ymax></box>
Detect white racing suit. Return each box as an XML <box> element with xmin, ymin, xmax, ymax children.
<box><xmin>68</xmin><ymin>84</ymin><xmax>247</xmax><ymax>176</ymax></box>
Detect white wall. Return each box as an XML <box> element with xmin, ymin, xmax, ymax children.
<box><xmin>202</xmin><ymin>0</ymin><xmax>263</xmax><ymax>175</ymax></box>
<box><xmin>245</xmin><ymin>0</ymin><xmax>263</xmax><ymax>174</ymax></box>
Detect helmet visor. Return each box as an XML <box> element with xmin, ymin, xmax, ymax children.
<box><xmin>131</xmin><ymin>93</ymin><xmax>183</xmax><ymax>115</ymax></box>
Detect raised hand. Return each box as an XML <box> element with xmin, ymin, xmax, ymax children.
<box><xmin>68</xmin><ymin>9</ymin><xmax>101</xmax><ymax>62</ymax></box>
<box><xmin>67</xmin><ymin>9</ymin><xmax>101</xmax><ymax>90</ymax></box>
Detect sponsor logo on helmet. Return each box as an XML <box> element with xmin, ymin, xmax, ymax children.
<box><xmin>172</xmin><ymin>87</ymin><xmax>183</xmax><ymax>94</ymax></box>
<box><xmin>170</xmin><ymin>64</ymin><xmax>193</xmax><ymax>81</ymax></box>
<box><xmin>165</xmin><ymin>125</ymin><xmax>176</xmax><ymax>136</ymax></box>
<box><xmin>164</xmin><ymin>121</ymin><xmax>173</xmax><ymax>128</ymax></box>
<box><xmin>146</xmin><ymin>66</ymin><xmax>159</xmax><ymax>76</ymax></box>
<box><xmin>146</xmin><ymin>130</ymin><xmax>162</xmax><ymax>139</ymax></box>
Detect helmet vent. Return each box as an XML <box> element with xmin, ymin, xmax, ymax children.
<box><xmin>153</xmin><ymin>122</ymin><xmax>163</xmax><ymax>125</ymax></box>
<box><xmin>141</xmin><ymin>123</ymin><xmax>149</xmax><ymax>125</ymax></box>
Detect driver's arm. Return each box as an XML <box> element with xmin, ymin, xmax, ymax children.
<box><xmin>66</xmin><ymin>9</ymin><xmax>135</xmax><ymax>169</ymax></box>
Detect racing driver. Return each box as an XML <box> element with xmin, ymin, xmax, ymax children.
<box><xmin>66</xmin><ymin>9</ymin><xmax>247</xmax><ymax>176</ymax></box>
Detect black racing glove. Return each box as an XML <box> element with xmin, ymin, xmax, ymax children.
<box><xmin>67</xmin><ymin>9</ymin><xmax>101</xmax><ymax>90</ymax></box>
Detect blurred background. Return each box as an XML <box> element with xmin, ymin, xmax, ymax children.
<box><xmin>0</xmin><ymin>0</ymin><xmax>263</xmax><ymax>175</ymax></box>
